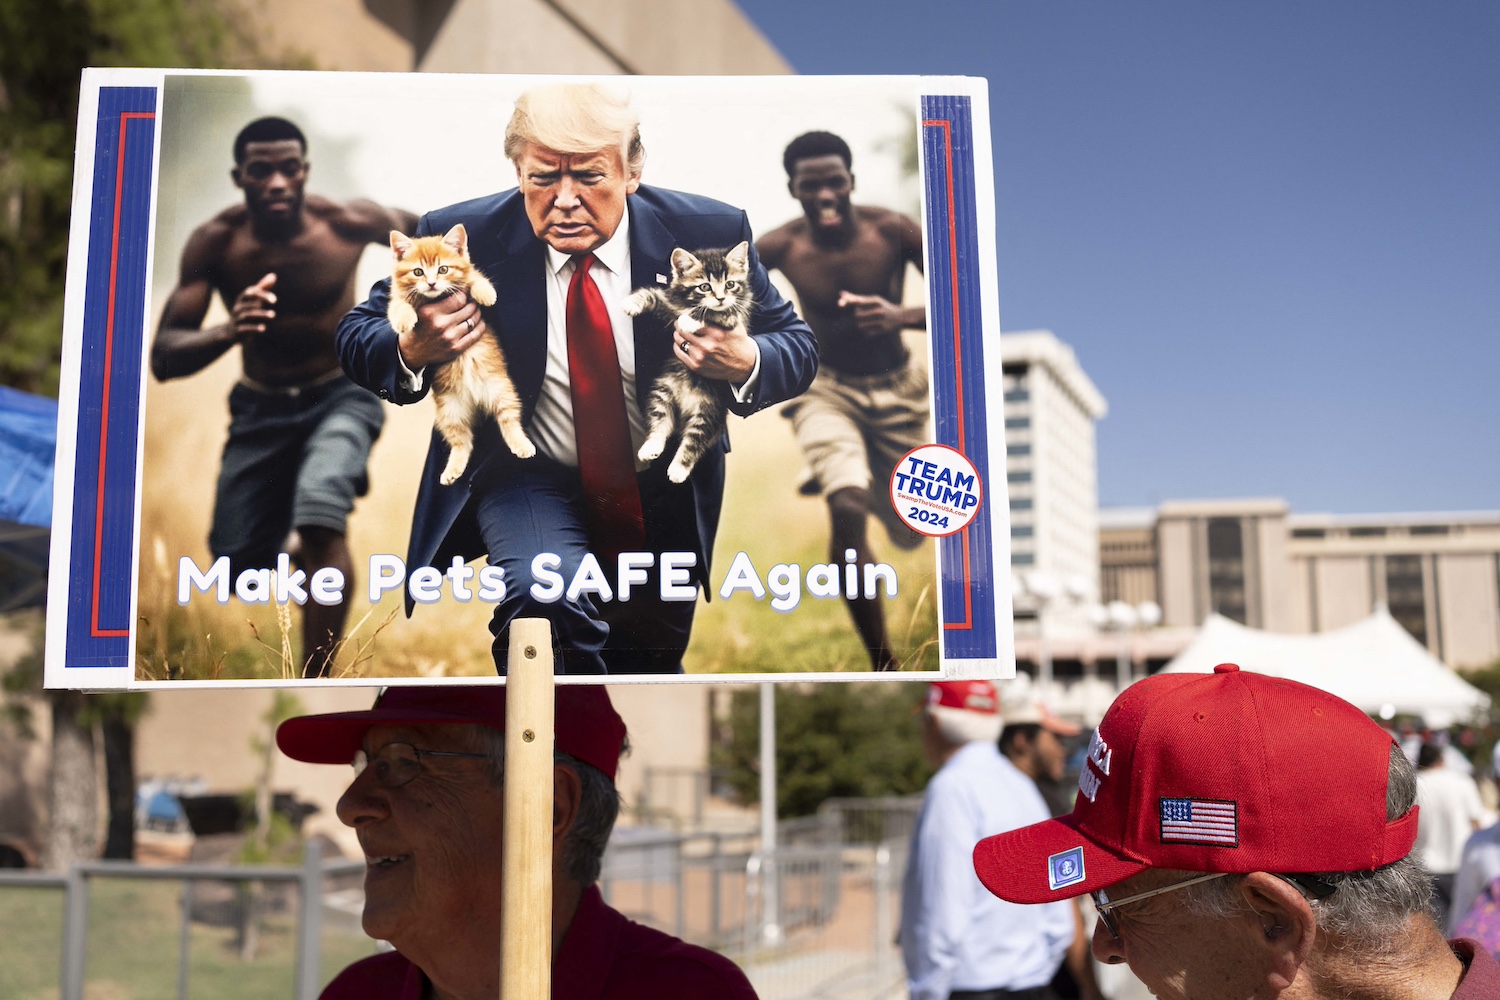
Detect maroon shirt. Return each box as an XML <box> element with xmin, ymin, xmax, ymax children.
<box><xmin>320</xmin><ymin>885</ymin><xmax>759</xmax><ymax>999</ymax></box>
<box><xmin>1452</xmin><ymin>938</ymin><xmax>1500</xmax><ymax>999</ymax></box>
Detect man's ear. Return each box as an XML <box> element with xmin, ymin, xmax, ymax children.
<box><xmin>230</xmin><ymin>167</ymin><xmax>244</xmax><ymax>191</ymax></box>
<box><xmin>1240</xmin><ymin>872</ymin><xmax>1316</xmax><ymax>991</ymax></box>
<box><xmin>552</xmin><ymin>763</ymin><xmax>582</xmax><ymax>847</ymax></box>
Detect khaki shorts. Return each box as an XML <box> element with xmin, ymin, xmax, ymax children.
<box><xmin>787</xmin><ymin>356</ymin><xmax>930</xmax><ymax>542</ymax></box>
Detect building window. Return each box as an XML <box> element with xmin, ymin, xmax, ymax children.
<box><xmin>1005</xmin><ymin>417</ymin><xmax>1031</xmax><ymax>429</ymax></box>
<box><xmin>1291</xmin><ymin>528</ymin><xmax>1325</xmax><ymax>539</ymax></box>
<box><xmin>1007</xmin><ymin>471</ymin><xmax>1032</xmax><ymax>484</ymax></box>
<box><xmin>1410</xmin><ymin>525</ymin><xmax>1450</xmax><ymax>536</ymax></box>
<box><xmin>1011</xmin><ymin>525</ymin><xmax>1034</xmax><ymax>538</ymax></box>
<box><xmin>1385</xmin><ymin>554</ymin><xmax>1426</xmax><ymax>646</ymax></box>
<box><xmin>1012</xmin><ymin>552</ymin><xmax>1035</xmax><ymax>565</ymax></box>
<box><xmin>1010</xmin><ymin>498</ymin><xmax>1033</xmax><ymax>510</ymax></box>
<box><xmin>1349</xmin><ymin>526</ymin><xmax>1387</xmax><ymax>538</ymax></box>
<box><xmin>1206</xmin><ymin>518</ymin><xmax>1248</xmax><ymax>624</ymax></box>
<box><xmin>1009</xmin><ymin>443</ymin><xmax>1032</xmax><ymax>456</ymax></box>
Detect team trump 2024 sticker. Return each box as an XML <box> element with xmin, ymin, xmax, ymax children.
<box><xmin>889</xmin><ymin>444</ymin><xmax>983</xmax><ymax>537</ymax></box>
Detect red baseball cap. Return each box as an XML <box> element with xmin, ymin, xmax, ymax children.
<box><xmin>927</xmin><ymin>680</ymin><xmax>1000</xmax><ymax>714</ymax></box>
<box><xmin>276</xmin><ymin>685</ymin><xmax>627</xmax><ymax>781</ymax></box>
<box><xmin>973</xmin><ymin>663</ymin><xmax>1419</xmax><ymax>904</ymax></box>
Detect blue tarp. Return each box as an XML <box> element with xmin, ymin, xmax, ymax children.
<box><xmin>0</xmin><ymin>384</ymin><xmax>57</xmax><ymax>612</ymax></box>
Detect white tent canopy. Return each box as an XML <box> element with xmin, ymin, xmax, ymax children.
<box><xmin>1159</xmin><ymin>608</ymin><xmax>1491</xmax><ymax>728</ymax></box>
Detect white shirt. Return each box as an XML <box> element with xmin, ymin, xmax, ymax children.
<box><xmin>1416</xmin><ymin>766</ymin><xmax>1487</xmax><ymax>875</ymax></box>
<box><xmin>399</xmin><ymin>207</ymin><xmax>760</xmax><ymax>469</ymax></box>
<box><xmin>899</xmin><ymin>741</ymin><xmax>1073</xmax><ymax>999</ymax></box>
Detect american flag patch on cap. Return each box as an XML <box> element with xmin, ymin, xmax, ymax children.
<box><xmin>1159</xmin><ymin>798</ymin><xmax>1238</xmax><ymax>846</ymax></box>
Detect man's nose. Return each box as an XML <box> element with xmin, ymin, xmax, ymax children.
<box><xmin>555</xmin><ymin>177</ymin><xmax>580</xmax><ymax>210</ymax></box>
<box><xmin>1091</xmin><ymin>916</ymin><xmax>1127</xmax><ymax>965</ymax></box>
<box><xmin>336</xmin><ymin>769</ymin><xmax>390</xmax><ymax>827</ymax></box>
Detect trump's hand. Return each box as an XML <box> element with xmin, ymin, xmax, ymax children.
<box><xmin>673</xmin><ymin>314</ymin><xmax>756</xmax><ymax>383</ymax></box>
<box><xmin>397</xmin><ymin>292</ymin><xmax>486</xmax><ymax>371</ymax></box>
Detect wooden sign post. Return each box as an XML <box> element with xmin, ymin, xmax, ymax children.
<box><xmin>501</xmin><ymin>618</ymin><xmax>555</xmax><ymax>999</ymax></box>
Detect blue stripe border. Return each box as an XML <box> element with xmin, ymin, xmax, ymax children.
<box><xmin>922</xmin><ymin>95</ymin><xmax>997</xmax><ymax>661</ymax></box>
<box><xmin>65</xmin><ymin>86</ymin><xmax>157</xmax><ymax>668</ymax></box>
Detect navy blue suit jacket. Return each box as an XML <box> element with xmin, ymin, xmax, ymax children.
<box><xmin>336</xmin><ymin>184</ymin><xmax>818</xmax><ymax>593</ymax></box>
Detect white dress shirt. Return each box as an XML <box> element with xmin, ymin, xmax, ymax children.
<box><xmin>900</xmin><ymin>741</ymin><xmax>1074</xmax><ymax>1000</ymax></box>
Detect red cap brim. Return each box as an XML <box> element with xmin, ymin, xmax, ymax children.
<box><xmin>973</xmin><ymin>814</ymin><xmax>1150</xmax><ymax>904</ymax></box>
<box><xmin>277</xmin><ymin>705</ymin><xmax>495</xmax><ymax>766</ymax></box>
<box><xmin>275</xmin><ymin>686</ymin><xmax>625</xmax><ymax>782</ymax></box>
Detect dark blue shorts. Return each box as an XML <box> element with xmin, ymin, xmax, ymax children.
<box><xmin>209</xmin><ymin>375</ymin><xmax>384</xmax><ymax>570</ymax></box>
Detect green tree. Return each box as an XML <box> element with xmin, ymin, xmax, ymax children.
<box><xmin>713</xmin><ymin>683</ymin><xmax>933</xmax><ymax>819</ymax></box>
<box><xmin>0</xmin><ymin>0</ymin><xmax>274</xmax><ymax>395</ymax></box>
<box><xmin>0</xmin><ymin>0</ymin><xmax>296</xmax><ymax>870</ymax></box>
<box><xmin>2</xmin><ymin>612</ymin><xmax>147</xmax><ymax>864</ymax></box>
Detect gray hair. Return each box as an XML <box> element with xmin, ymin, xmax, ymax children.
<box><xmin>1176</xmin><ymin>744</ymin><xmax>1433</xmax><ymax>950</ymax></box>
<box><xmin>504</xmin><ymin>83</ymin><xmax>645</xmax><ymax>176</ymax></box>
<box><xmin>470</xmin><ymin>726</ymin><xmax>624</xmax><ymax>886</ymax></box>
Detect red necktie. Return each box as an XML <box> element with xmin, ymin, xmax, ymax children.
<box><xmin>566</xmin><ymin>255</ymin><xmax>645</xmax><ymax>560</ymax></box>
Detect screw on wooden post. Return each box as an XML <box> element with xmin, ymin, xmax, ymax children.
<box><xmin>501</xmin><ymin>618</ymin><xmax>554</xmax><ymax>1000</ymax></box>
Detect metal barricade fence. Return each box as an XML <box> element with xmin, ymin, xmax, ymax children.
<box><xmin>0</xmin><ymin>796</ymin><xmax>924</xmax><ymax>1000</ymax></box>
<box><xmin>0</xmin><ymin>840</ymin><xmax>366</xmax><ymax>1000</ymax></box>
<box><xmin>740</xmin><ymin>842</ymin><xmax>905</xmax><ymax>1000</ymax></box>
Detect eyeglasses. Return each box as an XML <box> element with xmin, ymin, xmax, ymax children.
<box><xmin>1091</xmin><ymin>871</ymin><xmax>1336</xmax><ymax>940</ymax></box>
<box><xmin>1091</xmin><ymin>872</ymin><xmax>1230</xmax><ymax>940</ymax></box>
<box><xmin>352</xmin><ymin>742</ymin><xmax>488</xmax><ymax>789</ymax></box>
<box><xmin>241</xmin><ymin>158</ymin><xmax>307</xmax><ymax>181</ymax></box>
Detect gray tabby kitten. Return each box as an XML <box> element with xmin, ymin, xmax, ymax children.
<box><xmin>622</xmin><ymin>241</ymin><xmax>752</xmax><ymax>483</ymax></box>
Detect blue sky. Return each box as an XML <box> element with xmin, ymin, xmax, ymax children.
<box><xmin>734</xmin><ymin>1</ymin><xmax>1498</xmax><ymax>514</ymax></box>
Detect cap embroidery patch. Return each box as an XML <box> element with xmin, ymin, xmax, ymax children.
<box><xmin>1160</xmin><ymin>798</ymin><xmax>1239</xmax><ymax>847</ymax></box>
<box><xmin>1047</xmin><ymin>846</ymin><xmax>1086</xmax><ymax>890</ymax></box>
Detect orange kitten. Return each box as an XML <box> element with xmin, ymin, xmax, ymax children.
<box><xmin>387</xmin><ymin>224</ymin><xmax>535</xmax><ymax>484</ymax></box>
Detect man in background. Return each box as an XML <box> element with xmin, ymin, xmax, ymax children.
<box><xmin>1000</xmin><ymin>679</ymin><xmax>1102</xmax><ymax>1000</ymax></box>
<box><xmin>900</xmin><ymin>680</ymin><xmax>1073</xmax><ymax>999</ymax></box>
<box><xmin>278</xmin><ymin>685</ymin><xmax>759</xmax><ymax>998</ymax></box>
<box><xmin>152</xmin><ymin>116</ymin><xmax>416</xmax><ymax>677</ymax></box>
<box><xmin>1416</xmin><ymin>741</ymin><xmax>1488</xmax><ymax>926</ymax></box>
<box><xmin>758</xmin><ymin>130</ymin><xmax>926</xmax><ymax>671</ymax></box>
<box><xmin>1000</xmin><ymin>676</ymin><xmax>1082</xmax><ymax>817</ymax></box>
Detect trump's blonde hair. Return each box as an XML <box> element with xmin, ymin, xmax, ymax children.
<box><xmin>504</xmin><ymin>83</ymin><xmax>645</xmax><ymax>176</ymax></box>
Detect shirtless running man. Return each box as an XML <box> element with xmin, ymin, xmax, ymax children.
<box><xmin>757</xmin><ymin>131</ymin><xmax>927</xmax><ymax>671</ymax></box>
<box><xmin>152</xmin><ymin>116</ymin><xmax>416</xmax><ymax>677</ymax></box>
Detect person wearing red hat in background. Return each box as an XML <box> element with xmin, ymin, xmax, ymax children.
<box><xmin>972</xmin><ymin>663</ymin><xmax>1500</xmax><ymax>1000</ymax></box>
<box><xmin>276</xmin><ymin>686</ymin><xmax>758</xmax><ymax>1000</ymax></box>
<box><xmin>900</xmin><ymin>680</ymin><xmax>1074</xmax><ymax>1000</ymax></box>
<box><xmin>998</xmin><ymin>679</ymin><xmax>1102</xmax><ymax>1000</ymax></box>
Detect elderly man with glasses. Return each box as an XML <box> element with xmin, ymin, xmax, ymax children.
<box><xmin>277</xmin><ymin>686</ymin><xmax>758</xmax><ymax>999</ymax></box>
<box><xmin>972</xmin><ymin>663</ymin><xmax>1500</xmax><ymax>1000</ymax></box>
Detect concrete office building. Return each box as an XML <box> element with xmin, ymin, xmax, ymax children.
<box><xmin>1100</xmin><ymin>502</ymin><xmax>1500</xmax><ymax>671</ymax></box>
<box><xmin>249</xmin><ymin>0</ymin><xmax>789</xmax><ymax>75</ymax></box>
<box><xmin>1002</xmin><ymin>331</ymin><xmax>1109</xmax><ymax>640</ymax></box>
